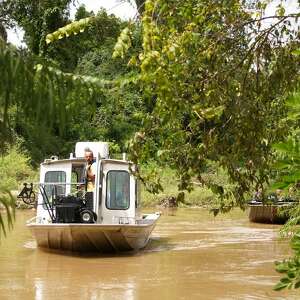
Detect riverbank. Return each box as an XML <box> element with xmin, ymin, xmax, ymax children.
<box><xmin>141</xmin><ymin>183</ymin><xmax>215</xmax><ymax>208</ymax></box>
<box><xmin>140</xmin><ymin>166</ymin><xmax>228</xmax><ymax>208</ymax></box>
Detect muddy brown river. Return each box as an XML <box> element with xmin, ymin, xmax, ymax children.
<box><xmin>0</xmin><ymin>209</ymin><xmax>298</xmax><ymax>299</ymax></box>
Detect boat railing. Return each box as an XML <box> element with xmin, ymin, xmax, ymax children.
<box><xmin>25</xmin><ymin>182</ymin><xmax>85</xmax><ymax>185</ymax></box>
<box><xmin>20</xmin><ymin>182</ymin><xmax>88</xmax><ymax>203</ymax></box>
<box><xmin>20</xmin><ymin>182</ymin><xmax>85</xmax><ymax>190</ymax></box>
<box><xmin>18</xmin><ymin>182</ymin><xmax>86</xmax><ymax>204</ymax></box>
<box><xmin>40</xmin><ymin>185</ymin><xmax>59</xmax><ymax>222</ymax></box>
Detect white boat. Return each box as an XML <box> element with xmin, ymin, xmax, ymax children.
<box><xmin>24</xmin><ymin>142</ymin><xmax>160</xmax><ymax>252</ymax></box>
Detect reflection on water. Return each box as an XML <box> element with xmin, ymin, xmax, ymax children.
<box><xmin>0</xmin><ymin>209</ymin><xmax>298</xmax><ymax>300</ymax></box>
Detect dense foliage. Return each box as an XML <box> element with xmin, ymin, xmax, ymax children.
<box><xmin>126</xmin><ymin>0</ymin><xmax>300</xmax><ymax>210</ymax></box>
<box><xmin>0</xmin><ymin>40</ymin><xmax>106</xmax><ymax>161</ymax></box>
<box><xmin>0</xmin><ymin>3</ymin><xmax>144</xmax><ymax>163</ymax></box>
<box><xmin>274</xmin><ymin>231</ymin><xmax>300</xmax><ymax>290</ymax></box>
<box><xmin>270</xmin><ymin>71</ymin><xmax>300</xmax><ymax>290</ymax></box>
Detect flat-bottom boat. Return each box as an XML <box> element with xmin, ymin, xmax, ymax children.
<box><xmin>27</xmin><ymin>214</ymin><xmax>159</xmax><ymax>252</ymax></box>
<box><xmin>248</xmin><ymin>201</ymin><xmax>291</xmax><ymax>224</ymax></box>
<box><xmin>21</xmin><ymin>142</ymin><xmax>160</xmax><ymax>253</ymax></box>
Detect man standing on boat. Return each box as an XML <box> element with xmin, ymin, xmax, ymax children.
<box><xmin>84</xmin><ymin>148</ymin><xmax>96</xmax><ymax>192</ymax></box>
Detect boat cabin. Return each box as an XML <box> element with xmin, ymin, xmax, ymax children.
<box><xmin>36</xmin><ymin>142</ymin><xmax>140</xmax><ymax>225</ymax></box>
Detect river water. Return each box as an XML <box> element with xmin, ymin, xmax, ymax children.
<box><xmin>0</xmin><ymin>209</ymin><xmax>298</xmax><ymax>300</ymax></box>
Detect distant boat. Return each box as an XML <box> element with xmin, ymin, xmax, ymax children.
<box><xmin>248</xmin><ymin>200</ymin><xmax>292</xmax><ymax>224</ymax></box>
<box><xmin>22</xmin><ymin>142</ymin><xmax>160</xmax><ymax>252</ymax></box>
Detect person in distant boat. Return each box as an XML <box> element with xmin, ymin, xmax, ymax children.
<box><xmin>276</xmin><ymin>189</ymin><xmax>284</xmax><ymax>202</ymax></box>
<box><xmin>253</xmin><ymin>188</ymin><xmax>263</xmax><ymax>202</ymax></box>
<box><xmin>84</xmin><ymin>148</ymin><xmax>96</xmax><ymax>192</ymax></box>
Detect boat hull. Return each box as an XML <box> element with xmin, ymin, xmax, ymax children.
<box><xmin>248</xmin><ymin>204</ymin><xmax>289</xmax><ymax>224</ymax></box>
<box><xmin>28</xmin><ymin>221</ymin><xmax>158</xmax><ymax>252</ymax></box>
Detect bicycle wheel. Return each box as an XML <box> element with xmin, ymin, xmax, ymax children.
<box><xmin>22</xmin><ymin>191</ymin><xmax>36</xmax><ymax>205</ymax></box>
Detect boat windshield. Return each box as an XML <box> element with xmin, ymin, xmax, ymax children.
<box><xmin>106</xmin><ymin>171</ymin><xmax>130</xmax><ymax>210</ymax></box>
<box><xmin>44</xmin><ymin>170</ymin><xmax>66</xmax><ymax>200</ymax></box>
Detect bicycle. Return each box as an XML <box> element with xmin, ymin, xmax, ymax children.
<box><xmin>17</xmin><ymin>183</ymin><xmax>36</xmax><ymax>206</ymax></box>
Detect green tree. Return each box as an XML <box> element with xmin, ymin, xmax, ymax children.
<box><xmin>74</xmin><ymin>19</ymin><xmax>144</xmax><ymax>150</ymax></box>
<box><xmin>1</xmin><ymin>2</ymin><xmax>145</xmax><ymax>161</ymax></box>
<box><xmin>0</xmin><ymin>0</ymin><xmax>72</xmax><ymax>54</ymax></box>
<box><xmin>126</xmin><ymin>0</ymin><xmax>300</xmax><ymax>209</ymax></box>
<box><xmin>270</xmin><ymin>81</ymin><xmax>300</xmax><ymax>291</ymax></box>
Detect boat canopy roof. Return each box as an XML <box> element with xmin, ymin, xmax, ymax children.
<box><xmin>41</xmin><ymin>157</ymin><xmax>132</xmax><ymax>166</ymax></box>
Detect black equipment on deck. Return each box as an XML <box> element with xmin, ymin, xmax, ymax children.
<box><xmin>55</xmin><ymin>195</ymin><xmax>83</xmax><ymax>223</ymax></box>
<box><xmin>39</xmin><ymin>185</ymin><xmax>96</xmax><ymax>224</ymax></box>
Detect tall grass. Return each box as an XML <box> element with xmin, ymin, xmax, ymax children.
<box><xmin>140</xmin><ymin>165</ymin><xmax>230</xmax><ymax>208</ymax></box>
<box><xmin>0</xmin><ymin>146</ymin><xmax>38</xmax><ymax>192</ymax></box>
<box><xmin>0</xmin><ymin>146</ymin><xmax>37</xmax><ymax>238</ymax></box>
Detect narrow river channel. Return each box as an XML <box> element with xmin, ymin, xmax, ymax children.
<box><xmin>0</xmin><ymin>209</ymin><xmax>298</xmax><ymax>300</ymax></box>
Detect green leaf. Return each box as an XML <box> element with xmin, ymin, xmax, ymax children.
<box><xmin>45</xmin><ymin>17</ymin><xmax>93</xmax><ymax>44</ymax></box>
<box><xmin>274</xmin><ymin>281</ymin><xmax>288</xmax><ymax>291</ymax></box>
<box><xmin>291</xmin><ymin>49</ymin><xmax>300</xmax><ymax>56</ymax></box>
<box><xmin>280</xmin><ymin>277</ymin><xmax>291</xmax><ymax>284</ymax></box>
<box><xmin>287</xmin><ymin>271</ymin><xmax>296</xmax><ymax>279</ymax></box>
<box><xmin>294</xmin><ymin>280</ymin><xmax>300</xmax><ymax>289</ymax></box>
<box><xmin>275</xmin><ymin>263</ymin><xmax>289</xmax><ymax>273</ymax></box>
